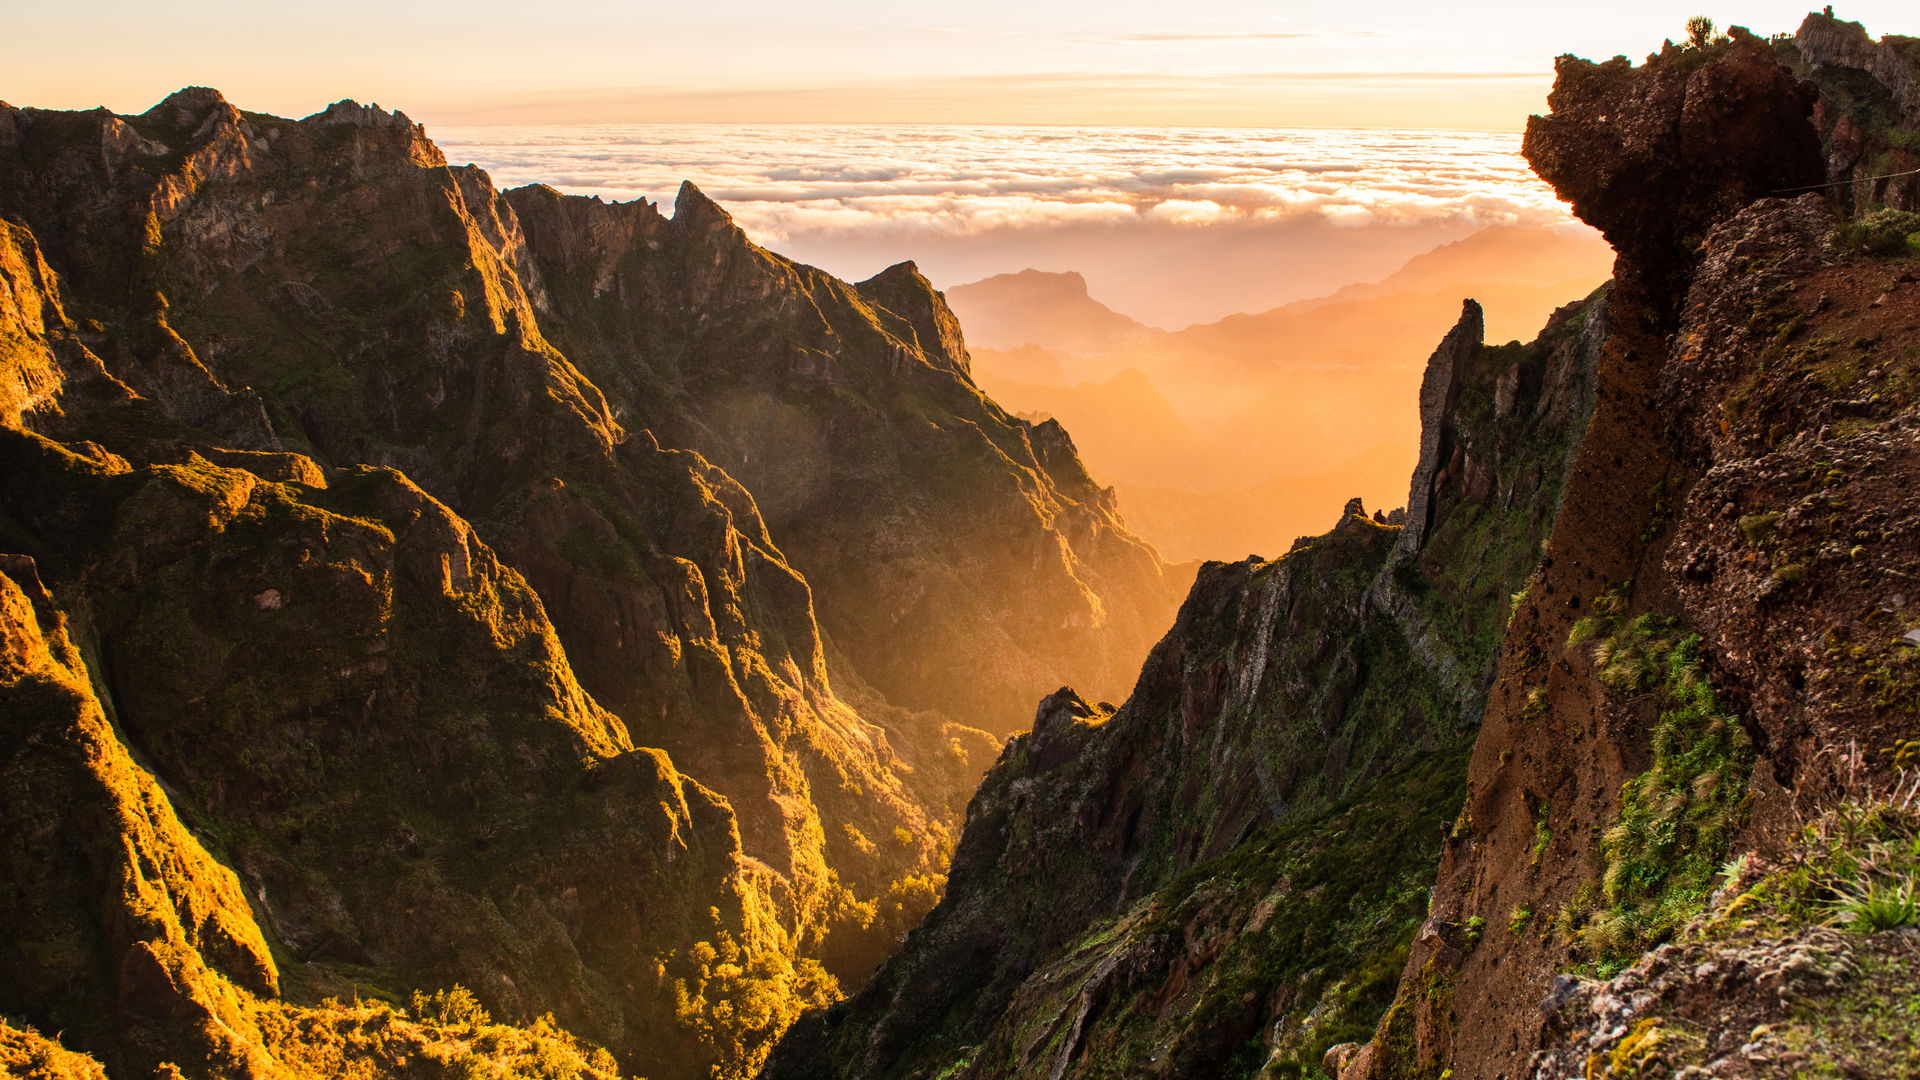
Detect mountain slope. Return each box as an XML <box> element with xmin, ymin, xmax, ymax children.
<box><xmin>502</xmin><ymin>186</ymin><xmax>1185</xmax><ymax>737</ymax></box>
<box><xmin>0</xmin><ymin>87</ymin><xmax>1168</xmax><ymax>1079</ymax></box>
<box><xmin>764</xmin><ymin>286</ymin><xmax>1606</xmax><ymax>1079</ymax></box>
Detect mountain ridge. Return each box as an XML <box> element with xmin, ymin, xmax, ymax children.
<box><xmin>0</xmin><ymin>84</ymin><xmax>1178</xmax><ymax>1080</ymax></box>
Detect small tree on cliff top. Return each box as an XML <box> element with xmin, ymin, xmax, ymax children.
<box><xmin>1686</xmin><ymin>16</ymin><xmax>1716</xmax><ymax>49</ymax></box>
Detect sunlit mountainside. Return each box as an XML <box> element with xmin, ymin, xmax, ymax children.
<box><xmin>7</xmin><ymin>6</ymin><xmax>1920</xmax><ymax>1080</ymax></box>
<box><xmin>955</xmin><ymin>224</ymin><xmax>1617</xmax><ymax>559</ymax></box>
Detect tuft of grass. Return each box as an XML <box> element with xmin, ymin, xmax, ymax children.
<box><xmin>1833</xmin><ymin>875</ymin><xmax>1920</xmax><ymax>933</ymax></box>
<box><xmin>1738</xmin><ymin>511</ymin><xmax>1781</xmax><ymax>547</ymax></box>
<box><xmin>1508</xmin><ymin>904</ymin><xmax>1534</xmax><ymax>937</ymax></box>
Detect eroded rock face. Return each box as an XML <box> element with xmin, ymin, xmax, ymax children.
<box><xmin>1790</xmin><ymin>11</ymin><xmax>1920</xmax><ymax>211</ymax></box>
<box><xmin>1523</xmin><ymin>32</ymin><xmax>1822</xmax><ymax>295</ymax></box>
<box><xmin>1351</xmin><ymin>25</ymin><xmax>1920</xmax><ymax>1080</ymax></box>
<box><xmin>763</xmin><ymin>283</ymin><xmax>1605</xmax><ymax>1080</ymax></box>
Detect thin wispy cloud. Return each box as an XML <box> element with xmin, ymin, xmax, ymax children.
<box><xmin>1108</xmin><ymin>31</ymin><xmax>1381</xmax><ymax>42</ymax></box>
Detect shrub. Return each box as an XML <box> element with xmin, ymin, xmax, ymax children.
<box><xmin>1834</xmin><ymin>209</ymin><xmax>1920</xmax><ymax>258</ymax></box>
<box><xmin>409</xmin><ymin>985</ymin><xmax>491</xmax><ymax>1027</ymax></box>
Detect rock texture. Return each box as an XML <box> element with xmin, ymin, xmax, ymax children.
<box><xmin>1790</xmin><ymin>11</ymin><xmax>1920</xmax><ymax>211</ymax></box>
<box><xmin>503</xmin><ymin>185</ymin><xmax>1184</xmax><ymax>738</ymax></box>
<box><xmin>0</xmin><ymin>87</ymin><xmax>1170</xmax><ymax>1080</ymax></box>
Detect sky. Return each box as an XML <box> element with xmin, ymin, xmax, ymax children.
<box><xmin>7</xmin><ymin>2</ymin><xmax>1914</xmax><ymax>128</ymax></box>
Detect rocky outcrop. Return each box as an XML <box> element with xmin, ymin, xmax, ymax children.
<box><xmin>1523</xmin><ymin>29</ymin><xmax>1823</xmax><ymax>296</ymax></box>
<box><xmin>1789</xmin><ymin>12</ymin><xmax>1920</xmax><ymax>211</ymax></box>
<box><xmin>763</xmin><ymin>278</ymin><xmax>1604</xmax><ymax>1080</ymax></box>
<box><xmin>1349</xmin><ymin>21</ymin><xmax>1920</xmax><ymax>1080</ymax></box>
<box><xmin>1797</xmin><ymin>14</ymin><xmax>1920</xmax><ymax>119</ymax></box>
<box><xmin>1401</xmin><ymin>300</ymin><xmax>1484</xmax><ymax>552</ymax></box>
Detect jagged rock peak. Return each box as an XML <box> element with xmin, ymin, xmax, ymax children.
<box><xmin>672</xmin><ymin>180</ymin><xmax>736</xmax><ymax>232</ymax></box>
<box><xmin>140</xmin><ymin>86</ymin><xmax>231</xmax><ymax>128</ymax></box>
<box><xmin>863</xmin><ymin>259</ymin><xmax>924</xmax><ymax>285</ymax></box>
<box><xmin>1400</xmin><ymin>299</ymin><xmax>1482</xmax><ymax>553</ymax></box>
<box><xmin>1030</xmin><ymin>686</ymin><xmax>1098</xmax><ymax>739</ymax></box>
<box><xmin>310</xmin><ymin>98</ymin><xmax>415</xmax><ymax>131</ymax></box>
<box><xmin>855</xmin><ymin>260</ymin><xmax>972</xmax><ymax>375</ymax></box>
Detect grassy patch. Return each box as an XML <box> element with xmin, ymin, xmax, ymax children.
<box><xmin>1558</xmin><ymin>589</ymin><xmax>1754</xmax><ymax>972</ymax></box>
<box><xmin>1711</xmin><ymin>786</ymin><xmax>1920</xmax><ymax>938</ymax></box>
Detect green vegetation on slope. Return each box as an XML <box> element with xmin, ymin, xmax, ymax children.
<box><xmin>1555</xmin><ymin>586</ymin><xmax>1754</xmax><ymax>973</ymax></box>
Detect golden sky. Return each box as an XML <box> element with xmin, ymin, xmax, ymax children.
<box><xmin>8</xmin><ymin>1</ymin><xmax>1910</xmax><ymax>128</ymax></box>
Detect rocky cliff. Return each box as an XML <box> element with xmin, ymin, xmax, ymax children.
<box><xmin>500</xmin><ymin>184</ymin><xmax>1184</xmax><ymax>738</ymax></box>
<box><xmin>0</xmin><ymin>87</ymin><xmax>1172</xmax><ymax>1080</ymax></box>
<box><xmin>1790</xmin><ymin>11</ymin><xmax>1920</xmax><ymax>212</ymax></box>
<box><xmin>767</xmin><ymin>15</ymin><xmax>1920</xmax><ymax>1080</ymax></box>
<box><xmin>1348</xmin><ymin>20</ymin><xmax>1920</xmax><ymax>1080</ymax></box>
<box><xmin>761</xmin><ymin>280</ymin><xmax>1607</xmax><ymax>1077</ymax></box>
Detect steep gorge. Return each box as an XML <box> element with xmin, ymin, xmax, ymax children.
<box><xmin>766</xmin><ymin>13</ymin><xmax>1920</xmax><ymax>1080</ymax></box>
<box><xmin>764</xmin><ymin>286</ymin><xmax>1608</xmax><ymax>1077</ymax></box>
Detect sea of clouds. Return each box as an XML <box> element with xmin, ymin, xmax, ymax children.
<box><xmin>433</xmin><ymin>124</ymin><xmax>1576</xmax><ymax>327</ymax></box>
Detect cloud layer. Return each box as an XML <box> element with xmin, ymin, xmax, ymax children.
<box><xmin>435</xmin><ymin>124</ymin><xmax>1578</xmax><ymax>325</ymax></box>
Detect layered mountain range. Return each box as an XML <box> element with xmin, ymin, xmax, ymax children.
<box><xmin>7</xmin><ymin>10</ymin><xmax>1920</xmax><ymax>1080</ymax></box>
<box><xmin>0</xmin><ymin>88</ymin><xmax>1181</xmax><ymax>1079</ymax></box>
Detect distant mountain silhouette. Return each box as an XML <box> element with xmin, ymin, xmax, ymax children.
<box><xmin>946</xmin><ymin>268</ymin><xmax>1159</xmax><ymax>353</ymax></box>
<box><xmin>958</xmin><ymin>224</ymin><xmax>1616</xmax><ymax>559</ymax></box>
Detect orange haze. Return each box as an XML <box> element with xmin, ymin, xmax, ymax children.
<box><xmin>953</xmin><ymin>224</ymin><xmax>1616</xmax><ymax>562</ymax></box>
